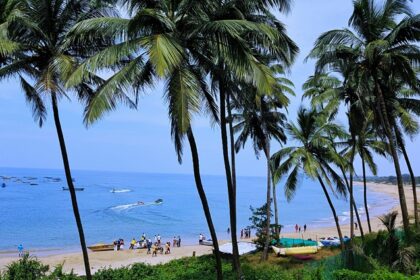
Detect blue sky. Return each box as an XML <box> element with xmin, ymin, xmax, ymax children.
<box><xmin>0</xmin><ymin>0</ymin><xmax>419</xmax><ymax>177</ymax></box>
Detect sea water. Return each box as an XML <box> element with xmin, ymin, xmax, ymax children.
<box><xmin>0</xmin><ymin>167</ymin><xmax>397</xmax><ymax>251</ymax></box>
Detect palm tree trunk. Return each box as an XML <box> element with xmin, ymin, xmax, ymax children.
<box><xmin>396</xmin><ymin>134</ymin><xmax>419</xmax><ymax>228</ymax></box>
<box><xmin>349</xmin><ymin>143</ymin><xmax>356</xmax><ymax>240</ymax></box>
<box><xmin>219</xmin><ymin>81</ymin><xmax>241</xmax><ymax>277</ymax></box>
<box><xmin>317</xmin><ymin>176</ymin><xmax>345</xmax><ymax>251</ymax></box>
<box><xmin>51</xmin><ymin>93</ymin><xmax>91</xmax><ymax>279</ymax></box>
<box><xmin>361</xmin><ymin>152</ymin><xmax>372</xmax><ymax>233</ymax></box>
<box><xmin>340</xmin><ymin>166</ymin><xmax>364</xmax><ymax>238</ymax></box>
<box><xmin>187</xmin><ymin>128</ymin><xmax>223</xmax><ymax>280</ymax></box>
<box><xmin>261</xmin><ymin>143</ymin><xmax>271</xmax><ymax>261</ymax></box>
<box><xmin>226</xmin><ymin>92</ymin><xmax>236</xmax><ymax>193</ymax></box>
<box><xmin>375</xmin><ymin>82</ymin><xmax>409</xmax><ymax>233</ymax></box>
<box><xmin>272</xmin><ymin>181</ymin><xmax>280</xmax><ymax>238</ymax></box>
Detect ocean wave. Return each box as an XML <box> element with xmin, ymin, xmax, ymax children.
<box><xmin>110</xmin><ymin>188</ymin><xmax>132</xmax><ymax>193</ymax></box>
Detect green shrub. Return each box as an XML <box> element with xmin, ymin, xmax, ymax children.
<box><xmin>2</xmin><ymin>254</ymin><xmax>49</xmax><ymax>280</ymax></box>
<box><xmin>333</xmin><ymin>269</ymin><xmax>420</xmax><ymax>280</ymax></box>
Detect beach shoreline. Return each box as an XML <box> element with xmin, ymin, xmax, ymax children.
<box><xmin>0</xmin><ymin>182</ymin><xmax>417</xmax><ymax>275</ymax></box>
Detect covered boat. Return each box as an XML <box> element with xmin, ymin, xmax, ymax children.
<box><xmin>272</xmin><ymin>245</ymin><xmax>318</xmax><ymax>256</ymax></box>
<box><xmin>219</xmin><ymin>242</ymin><xmax>257</xmax><ymax>256</ymax></box>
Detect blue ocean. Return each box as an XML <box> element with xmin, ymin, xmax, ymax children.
<box><xmin>0</xmin><ymin>167</ymin><xmax>396</xmax><ymax>251</ymax></box>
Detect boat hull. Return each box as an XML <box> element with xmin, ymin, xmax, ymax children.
<box><xmin>88</xmin><ymin>244</ymin><xmax>114</xmax><ymax>252</ymax></box>
<box><xmin>272</xmin><ymin>245</ymin><xmax>318</xmax><ymax>256</ymax></box>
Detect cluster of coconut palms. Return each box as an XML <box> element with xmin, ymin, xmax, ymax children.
<box><xmin>0</xmin><ymin>0</ymin><xmax>419</xmax><ymax>279</ymax></box>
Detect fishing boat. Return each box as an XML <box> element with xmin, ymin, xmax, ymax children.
<box><xmin>88</xmin><ymin>243</ymin><xmax>114</xmax><ymax>252</ymax></box>
<box><xmin>62</xmin><ymin>187</ymin><xmax>84</xmax><ymax>191</ymax></box>
<box><xmin>272</xmin><ymin>245</ymin><xmax>318</xmax><ymax>256</ymax></box>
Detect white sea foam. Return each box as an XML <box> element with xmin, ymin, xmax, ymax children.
<box><xmin>110</xmin><ymin>201</ymin><xmax>161</xmax><ymax>211</ymax></box>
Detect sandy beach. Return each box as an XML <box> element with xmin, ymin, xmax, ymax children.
<box><xmin>0</xmin><ymin>182</ymin><xmax>418</xmax><ymax>275</ymax></box>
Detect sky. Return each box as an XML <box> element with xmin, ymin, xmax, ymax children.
<box><xmin>0</xmin><ymin>0</ymin><xmax>419</xmax><ymax>177</ymax></box>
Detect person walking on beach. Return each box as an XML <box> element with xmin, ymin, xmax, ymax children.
<box><xmin>295</xmin><ymin>224</ymin><xmax>298</xmax><ymax>233</ymax></box>
<box><xmin>147</xmin><ymin>239</ymin><xmax>152</xmax><ymax>254</ymax></box>
<box><xmin>304</xmin><ymin>224</ymin><xmax>307</xmax><ymax>232</ymax></box>
<box><xmin>299</xmin><ymin>226</ymin><xmax>301</xmax><ymax>233</ymax></box>
<box><xmin>173</xmin><ymin>236</ymin><xmax>177</xmax><ymax>247</ymax></box>
<box><xmin>17</xmin><ymin>244</ymin><xmax>23</xmax><ymax>257</ymax></box>
<box><xmin>130</xmin><ymin>238</ymin><xmax>136</xmax><ymax>250</ymax></box>
<box><xmin>178</xmin><ymin>236</ymin><xmax>181</xmax><ymax>247</ymax></box>
<box><xmin>152</xmin><ymin>243</ymin><xmax>158</xmax><ymax>257</ymax></box>
<box><xmin>157</xmin><ymin>234</ymin><xmax>161</xmax><ymax>245</ymax></box>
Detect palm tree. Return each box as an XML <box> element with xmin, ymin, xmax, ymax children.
<box><xmin>308</xmin><ymin>0</ymin><xmax>420</xmax><ymax>233</ymax></box>
<box><xmin>302</xmin><ymin>74</ymin><xmax>366</xmax><ymax>238</ymax></box>
<box><xmin>271</xmin><ymin>108</ymin><xmax>347</xmax><ymax>250</ymax></box>
<box><xmin>355</xmin><ymin>117</ymin><xmax>388</xmax><ymax>233</ymax></box>
<box><xmin>384</xmin><ymin>82</ymin><xmax>420</xmax><ymax>227</ymax></box>
<box><xmin>208</xmin><ymin>1</ymin><xmax>298</xmax><ymax>272</ymax></box>
<box><xmin>0</xmin><ymin>1</ymin><xmax>118</xmax><ymax>278</ymax></box>
<box><xmin>232</xmin><ymin>65</ymin><xmax>293</xmax><ymax>260</ymax></box>
<box><xmin>69</xmin><ymin>0</ymin><xmax>297</xmax><ymax>275</ymax></box>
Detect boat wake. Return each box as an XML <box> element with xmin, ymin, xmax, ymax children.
<box><xmin>110</xmin><ymin>188</ymin><xmax>132</xmax><ymax>193</ymax></box>
<box><xmin>110</xmin><ymin>200</ymin><xmax>163</xmax><ymax>212</ymax></box>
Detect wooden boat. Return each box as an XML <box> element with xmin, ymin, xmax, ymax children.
<box><xmin>272</xmin><ymin>245</ymin><xmax>318</xmax><ymax>256</ymax></box>
<box><xmin>88</xmin><ymin>243</ymin><xmax>114</xmax><ymax>252</ymax></box>
<box><xmin>62</xmin><ymin>187</ymin><xmax>84</xmax><ymax>191</ymax></box>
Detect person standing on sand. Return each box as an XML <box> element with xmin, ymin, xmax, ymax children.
<box><xmin>17</xmin><ymin>244</ymin><xmax>23</xmax><ymax>257</ymax></box>
<box><xmin>295</xmin><ymin>224</ymin><xmax>298</xmax><ymax>233</ymax></box>
<box><xmin>199</xmin><ymin>233</ymin><xmax>203</xmax><ymax>244</ymax></box>
<box><xmin>147</xmin><ymin>239</ymin><xmax>152</xmax><ymax>254</ymax></box>
<box><xmin>355</xmin><ymin>222</ymin><xmax>358</xmax><ymax>230</ymax></box>
<box><xmin>304</xmin><ymin>224</ymin><xmax>307</xmax><ymax>232</ymax></box>
<box><xmin>173</xmin><ymin>236</ymin><xmax>177</xmax><ymax>247</ymax></box>
<box><xmin>227</xmin><ymin>227</ymin><xmax>230</xmax><ymax>234</ymax></box>
<box><xmin>178</xmin><ymin>236</ymin><xmax>181</xmax><ymax>247</ymax></box>
<box><xmin>130</xmin><ymin>238</ymin><xmax>136</xmax><ymax>249</ymax></box>
<box><xmin>299</xmin><ymin>226</ymin><xmax>301</xmax><ymax>233</ymax></box>
<box><xmin>157</xmin><ymin>234</ymin><xmax>161</xmax><ymax>245</ymax></box>
<box><xmin>241</xmin><ymin>229</ymin><xmax>244</xmax><ymax>239</ymax></box>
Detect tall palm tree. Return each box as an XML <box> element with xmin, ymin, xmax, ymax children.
<box><xmin>232</xmin><ymin>65</ymin><xmax>292</xmax><ymax>260</ymax></box>
<box><xmin>0</xmin><ymin>1</ymin><xmax>118</xmax><ymax>278</ymax></box>
<box><xmin>356</xmin><ymin>116</ymin><xmax>388</xmax><ymax>233</ymax></box>
<box><xmin>271</xmin><ymin>108</ymin><xmax>347</xmax><ymax>250</ymax></box>
<box><xmin>308</xmin><ymin>0</ymin><xmax>420</xmax><ymax>233</ymax></box>
<box><xmin>384</xmin><ymin>82</ymin><xmax>420</xmax><ymax>227</ymax></box>
<box><xmin>302</xmin><ymin>74</ymin><xmax>366</xmax><ymax>238</ymax></box>
<box><xmin>69</xmin><ymin>1</ymin><xmax>296</xmax><ymax>275</ymax></box>
<box><xmin>207</xmin><ymin>1</ymin><xmax>298</xmax><ymax>272</ymax></box>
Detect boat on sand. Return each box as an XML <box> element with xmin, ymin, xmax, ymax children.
<box><xmin>272</xmin><ymin>245</ymin><xmax>318</xmax><ymax>256</ymax></box>
<box><xmin>88</xmin><ymin>243</ymin><xmax>114</xmax><ymax>252</ymax></box>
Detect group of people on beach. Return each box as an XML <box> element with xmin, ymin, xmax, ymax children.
<box><xmin>240</xmin><ymin>228</ymin><xmax>252</xmax><ymax>239</ymax></box>
<box><xmin>295</xmin><ymin>224</ymin><xmax>307</xmax><ymax>233</ymax></box>
<box><xmin>113</xmin><ymin>233</ymin><xmax>181</xmax><ymax>256</ymax></box>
